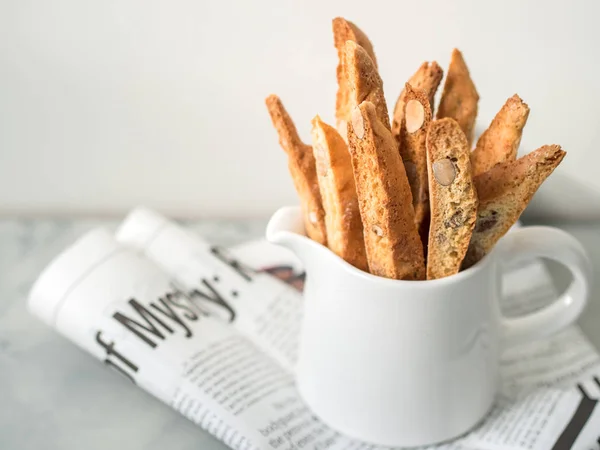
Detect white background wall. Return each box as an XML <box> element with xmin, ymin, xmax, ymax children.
<box><xmin>1</xmin><ymin>0</ymin><xmax>599</xmax><ymax>219</ymax></box>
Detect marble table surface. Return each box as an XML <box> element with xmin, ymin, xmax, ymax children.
<box><xmin>1</xmin><ymin>218</ymin><xmax>599</xmax><ymax>450</ymax></box>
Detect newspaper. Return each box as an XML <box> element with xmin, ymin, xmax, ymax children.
<box><xmin>27</xmin><ymin>208</ymin><xmax>600</xmax><ymax>450</ymax></box>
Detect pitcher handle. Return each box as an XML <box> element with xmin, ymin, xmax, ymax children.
<box><xmin>496</xmin><ymin>226</ymin><xmax>592</xmax><ymax>348</ymax></box>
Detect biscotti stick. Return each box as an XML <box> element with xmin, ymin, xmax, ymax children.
<box><xmin>463</xmin><ymin>145</ymin><xmax>566</xmax><ymax>267</ymax></box>
<box><xmin>333</xmin><ymin>17</ymin><xmax>377</xmax><ymax>137</ymax></box>
<box><xmin>426</xmin><ymin>118</ymin><xmax>478</xmax><ymax>280</ymax></box>
<box><xmin>347</xmin><ymin>101</ymin><xmax>425</xmax><ymax>280</ymax></box>
<box><xmin>311</xmin><ymin>116</ymin><xmax>368</xmax><ymax>271</ymax></box>
<box><xmin>437</xmin><ymin>49</ymin><xmax>479</xmax><ymax>147</ymax></box>
<box><xmin>398</xmin><ymin>84</ymin><xmax>432</xmax><ymax>239</ymax></box>
<box><xmin>470</xmin><ymin>94</ymin><xmax>530</xmax><ymax>176</ymax></box>
<box><xmin>265</xmin><ymin>95</ymin><xmax>327</xmax><ymax>245</ymax></box>
<box><xmin>392</xmin><ymin>61</ymin><xmax>443</xmax><ymax>138</ymax></box>
<box><xmin>345</xmin><ymin>40</ymin><xmax>390</xmax><ymax>132</ymax></box>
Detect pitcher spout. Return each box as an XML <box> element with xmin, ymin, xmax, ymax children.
<box><xmin>266</xmin><ymin>206</ymin><xmax>329</xmax><ymax>269</ymax></box>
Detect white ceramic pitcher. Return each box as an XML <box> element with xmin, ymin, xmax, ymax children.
<box><xmin>266</xmin><ymin>206</ymin><xmax>592</xmax><ymax>447</ymax></box>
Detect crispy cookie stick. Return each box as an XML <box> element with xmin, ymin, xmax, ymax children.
<box><xmin>399</xmin><ymin>84</ymin><xmax>432</xmax><ymax>239</ymax></box>
<box><xmin>345</xmin><ymin>40</ymin><xmax>390</xmax><ymax>132</ymax></box>
<box><xmin>426</xmin><ymin>118</ymin><xmax>478</xmax><ymax>280</ymax></box>
<box><xmin>311</xmin><ymin>116</ymin><xmax>368</xmax><ymax>271</ymax></box>
<box><xmin>392</xmin><ymin>61</ymin><xmax>443</xmax><ymax>138</ymax></box>
<box><xmin>463</xmin><ymin>145</ymin><xmax>566</xmax><ymax>267</ymax></box>
<box><xmin>470</xmin><ymin>94</ymin><xmax>530</xmax><ymax>176</ymax></box>
<box><xmin>437</xmin><ymin>49</ymin><xmax>479</xmax><ymax>147</ymax></box>
<box><xmin>265</xmin><ymin>95</ymin><xmax>327</xmax><ymax>245</ymax></box>
<box><xmin>333</xmin><ymin>18</ymin><xmax>377</xmax><ymax>137</ymax></box>
<box><xmin>347</xmin><ymin>101</ymin><xmax>425</xmax><ymax>280</ymax></box>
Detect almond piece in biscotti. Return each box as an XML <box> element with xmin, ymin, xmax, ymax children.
<box><xmin>392</xmin><ymin>61</ymin><xmax>443</xmax><ymax>138</ymax></box>
<box><xmin>265</xmin><ymin>95</ymin><xmax>327</xmax><ymax>245</ymax></box>
<box><xmin>426</xmin><ymin>118</ymin><xmax>478</xmax><ymax>280</ymax></box>
<box><xmin>333</xmin><ymin>17</ymin><xmax>377</xmax><ymax>139</ymax></box>
<box><xmin>470</xmin><ymin>94</ymin><xmax>530</xmax><ymax>176</ymax></box>
<box><xmin>398</xmin><ymin>84</ymin><xmax>432</xmax><ymax>247</ymax></box>
<box><xmin>311</xmin><ymin>115</ymin><xmax>368</xmax><ymax>271</ymax></box>
<box><xmin>347</xmin><ymin>101</ymin><xmax>425</xmax><ymax>280</ymax></box>
<box><xmin>344</xmin><ymin>40</ymin><xmax>390</xmax><ymax>132</ymax></box>
<box><xmin>437</xmin><ymin>49</ymin><xmax>479</xmax><ymax>147</ymax></box>
<box><xmin>463</xmin><ymin>145</ymin><xmax>566</xmax><ymax>268</ymax></box>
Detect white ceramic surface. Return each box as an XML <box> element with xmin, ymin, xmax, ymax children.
<box><xmin>266</xmin><ymin>206</ymin><xmax>592</xmax><ymax>447</ymax></box>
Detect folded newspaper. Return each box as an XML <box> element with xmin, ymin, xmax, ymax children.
<box><xmin>27</xmin><ymin>208</ymin><xmax>600</xmax><ymax>449</ymax></box>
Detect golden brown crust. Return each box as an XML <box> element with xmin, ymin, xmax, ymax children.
<box><xmin>470</xmin><ymin>94</ymin><xmax>530</xmax><ymax>176</ymax></box>
<box><xmin>333</xmin><ymin>17</ymin><xmax>377</xmax><ymax>67</ymax></box>
<box><xmin>426</xmin><ymin>118</ymin><xmax>478</xmax><ymax>280</ymax></box>
<box><xmin>437</xmin><ymin>49</ymin><xmax>479</xmax><ymax>147</ymax></box>
<box><xmin>398</xmin><ymin>84</ymin><xmax>432</xmax><ymax>240</ymax></box>
<box><xmin>347</xmin><ymin>101</ymin><xmax>425</xmax><ymax>280</ymax></box>
<box><xmin>344</xmin><ymin>40</ymin><xmax>390</xmax><ymax>132</ymax></box>
<box><xmin>333</xmin><ymin>18</ymin><xmax>377</xmax><ymax>137</ymax></box>
<box><xmin>311</xmin><ymin>116</ymin><xmax>368</xmax><ymax>271</ymax></box>
<box><xmin>463</xmin><ymin>145</ymin><xmax>566</xmax><ymax>267</ymax></box>
<box><xmin>392</xmin><ymin>61</ymin><xmax>443</xmax><ymax>138</ymax></box>
<box><xmin>265</xmin><ymin>95</ymin><xmax>327</xmax><ymax>245</ymax></box>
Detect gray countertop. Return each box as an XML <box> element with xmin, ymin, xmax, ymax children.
<box><xmin>0</xmin><ymin>218</ymin><xmax>598</xmax><ymax>450</ymax></box>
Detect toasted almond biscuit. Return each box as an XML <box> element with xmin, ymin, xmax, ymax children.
<box><xmin>470</xmin><ymin>94</ymin><xmax>530</xmax><ymax>176</ymax></box>
<box><xmin>347</xmin><ymin>101</ymin><xmax>425</xmax><ymax>280</ymax></box>
<box><xmin>311</xmin><ymin>116</ymin><xmax>368</xmax><ymax>271</ymax></box>
<box><xmin>265</xmin><ymin>95</ymin><xmax>327</xmax><ymax>245</ymax></box>
<box><xmin>392</xmin><ymin>61</ymin><xmax>443</xmax><ymax>138</ymax></box>
<box><xmin>437</xmin><ymin>49</ymin><xmax>479</xmax><ymax>147</ymax></box>
<box><xmin>399</xmin><ymin>84</ymin><xmax>432</xmax><ymax>242</ymax></box>
<box><xmin>345</xmin><ymin>40</ymin><xmax>390</xmax><ymax>132</ymax></box>
<box><xmin>426</xmin><ymin>118</ymin><xmax>478</xmax><ymax>280</ymax></box>
<box><xmin>333</xmin><ymin>18</ymin><xmax>377</xmax><ymax>138</ymax></box>
<box><xmin>463</xmin><ymin>145</ymin><xmax>566</xmax><ymax>267</ymax></box>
